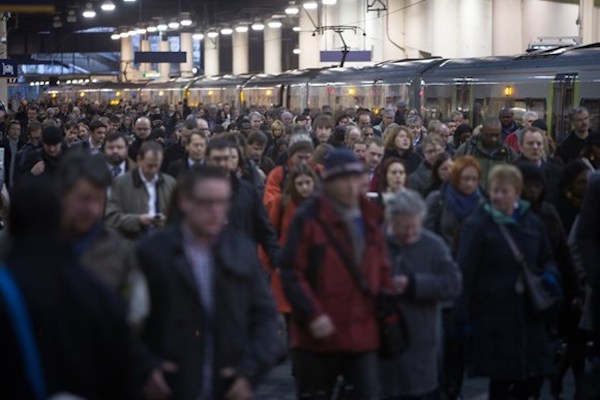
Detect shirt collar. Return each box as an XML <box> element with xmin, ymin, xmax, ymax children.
<box><xmin>138</xmin><ymin>168</ymin><xmax>158</xmax><ymax>186</ymax></box>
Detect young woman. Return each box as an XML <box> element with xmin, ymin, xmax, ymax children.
<box><xmin>424</xmin><ymin>152</ymin><xmax>454</xmax><ymax>197</ymax></box>
<box><xmin>375</xmin><ymin>157</ymin><xmax>407</xmax><ymax>207</ymax></box>
<box><xmin>382</xmin><ymin>124</ymin><xmax>422</xmax><ymax>174</ymax></box>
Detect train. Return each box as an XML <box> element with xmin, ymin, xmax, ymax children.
<box><xmin>41</xmin><ymin>42</ymin><xmax>600</xmax><ymax>141</ymax></box>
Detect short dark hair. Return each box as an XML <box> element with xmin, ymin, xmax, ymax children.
<box><xmin>247</xmin><ymin>131</ymin><xmax>268</xmax><ymax>146</ymax></box>
<box><xmin>178</xmin><ymin>165</ymin><xmax>230</xmax><ymax>199</ymax></box>
<box><xmin>103</xmin><ymin>132</ymin><xmax>129</xmax><ymax>147</ymax></box>
<box><xmin>206</xmin><ymin>138</ymin><xmax>231</xmax><ymax>157</ymax></box>
<box><xmin>27</xmin><ymin>121</ymin><xmax>42</xmax><ymax>134</ymax></box>
<box><xmin>90</xmin><ymin>119</ymin><xmax>107</xmax><ymax>132</ymax></box>
<box><xmin>64</xmin><ymin>121</ymin><xmax>79</xmax><ymax>131</ymax></box>
<box><xmin>138</xmin><ymin>141</ymin><xmax>164</xmax><ymax>158</ymax></box>
<box><xmin>56</xmin><ymin>150</ymin><xmax>112</xmax><ymax>194</ymax></box>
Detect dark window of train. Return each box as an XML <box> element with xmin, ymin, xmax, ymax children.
<box><xmin>580</xmin><ymin>98</ymin><xmax>600</xmax><ymax>133</ymax></box>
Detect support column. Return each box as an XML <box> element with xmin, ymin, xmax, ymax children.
<box><xmin>458</xmin><ymin>0</ymin><xmax>492</xmax><ymax>57</ymax></box>
<box><xmin>232</xmin><ymin>30</ymin><xmax>249</xmax><ymax>75</ymax></box>
<box><xmin>492</xmin><ymin>0</ymin><xmax>522</xmax><ymax>55</ymax></box>
<box><xmin>431</xmin><ymin>0</ymin><xmax>458</xmax><ymax>58</ymax></box>
<box><xmin>299</xmin><ymin>7</ymin><xmax>321</xmax><ymax>68</ymax></box>
<box><xmin>580</xmin><ymin>0</ymin><xmax>594</xmax><ymax>44</ymax></box>
<box><xmin>204</xmin><ymin>36</ymin><xmax>219</xmax><ymax>76</ymax></box>
<box><xmin>140</xmin><ymin>38</ymin><xmax>150</xmax><ymax>77</ymax></box>
<box><xmin>365</xmin><ymin>5</ymin><xmax>385</xmax><ymax>62</ymax></box>
<box><xmin>0</xmin><ymin>16</ymin><xmax>7</xmax><ymax>106</ymax></box>
<box><xmin>120</xmin><ymin>35</ymin><xmax>134</xmax><ymax>82</ymax></box>
<box><xmin>264</xmin><ymin>25</ymin><xmax>282</xmax><ymax>74</ymax></box>
<box><xmin>159</xmin><ymin>37</ymin><xmax>171</xmax><ymax>80</ymax></box>
<box><xmin>382</xmin><ymin>0</ymin><xmax>407</xmax><ymax>61</ymax></box>
<box><xmin>180</xmin><ymin>32</ymin><xmax>194</xmax><ymax>78</ymax></box>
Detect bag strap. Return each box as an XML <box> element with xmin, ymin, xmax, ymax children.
<box><xmin>314</xmin><ymin>217</ymin><xmax>373</xmax><ymax>298</ymax></box>
<box><xmin>0</xmin><ymin>267</ymin><xmax>46</xmax><ymax>400</ymax></box>
<box><xmin>497</xmin><ymin>224</ymin><xmax>525</xmax><ymax>266</ymax></box>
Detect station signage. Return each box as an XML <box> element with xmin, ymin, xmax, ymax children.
<box><xmin>0</xmin><ymin>59</ymin><xmax>17</xmax><ymax>78</ymax></box>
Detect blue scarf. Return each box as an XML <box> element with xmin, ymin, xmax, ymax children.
<box><xmin>444</xmin><ymin>184</ymin><xmax>481</xmax><ymax>221</ymax></box>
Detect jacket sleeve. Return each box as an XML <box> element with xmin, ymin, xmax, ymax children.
<box><xmin>454</xmin><ymin>216</ymin><xmax>484</xmax><ymax>324</ymax></box>
<box><xmin>411</xmin><ymin>236</ymin><xmax>462</xmax><ymax>302</ymax></box>
<box><xmin>236</xmin><ymin>253</ymin><xmax>284</xmax><ymax>387</ymax></box>
<box><xmin>423</xmin><ymin>192</ymin><xmax>442</xmax><ymax>232</ymax></box>
<box><xmin>280</xmin><ymin>211</ymin><xmax>324</xmax><ymax>323</ymax></box>
<box><xmin>263</xmin><ymin>167</ymin><xmax>283</xmax><ymax>214</ymax></box>
<box><xmin>105</xmin><ymin>180</ymin><xmax>144</xmax><ymax>236</ymax></box>
<box><xmin>576</xmin><ymin>176</ymin><xmax>600</xmax><ymax>288</ymax></box>
<box><xmin>252</xmin><ymin>186</ymin><xmax>281</xmax><ymax>268</ymax></box>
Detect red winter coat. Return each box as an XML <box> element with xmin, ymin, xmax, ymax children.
<box><xmin>281</xmin><ymin>194</ymin><xmax>393</xmax><ymax>353</ymax></box>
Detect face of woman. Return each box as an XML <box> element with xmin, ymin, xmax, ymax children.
<box><xmin>437</xmin><ymin>159</ymin><xmax>454</xmax><ymax>182</ymax></box>
<box><xmin>489</xmin><ymin>180</ymin><xmax>520</xmax><ymax>215</ymax></box>
<box><xmin>457</xmin><ymin>166</ymin><xmax>480</xmax><ymax>195</ymax></box>
<box><xmin>228</xmin><ymin>148</ymin><xmax>240</xmax><ymax>172</ymax></box>
<box><xmin>294</xmin><ymin>174</ymin><xmax>315</xmax><ymax>199</ymax></box>
<box><xmin>394</xmin><ymin>131</ymin><xmax>411</xmax><ymax>151</ymax></box>
<box><xmin>386</xmin><ymin>162</ymin><xmax>406</xmax><ymax>192</ymax></box>
<box><xmin>521</xmin><ymin>180</ymin><xmax>544</xmax><ymax>204</ymax></box>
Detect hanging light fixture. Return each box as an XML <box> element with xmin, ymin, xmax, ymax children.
<box><xmin>110</xmin><ymin>33</ymin><xmax>120</xmax><ymax>40</ymax></box>
<box><xmin>136</xmin><ymin>27</ymin><xmax>147</xmax><ymax>34</ymax></box>
<box><xmin>168</xmin><ymin>21</ymin><xmax>180</xmax><ymax>29</ymax></box>
<box><xmin>322</xmin><ymin>0</ymin><xmax>336</xmax><ymax>4</ymax></box>
<box><xmin>119</xmin><ymin>32</ymin><xmax>129</xmax><ymax>38</ymax></box>
<box><xmin>52</xmin><ymin>16</ymin><xmax>62</xmax><ymax>28</ymax></box>
<box><xmin>251</xmin><ymin>21</ymin><xmax>265</xmax><ymax>31</ymax></box>
<box><xmin>268</xmin><ymin>20</ymin><xmax>282</xmax><ymax>28</ymax></box>
<box><xmin>285</xmin><ymin>2</ymin><xmax>300</xmax><ymax>15</ymax></box>
<box><xmin>303</xmin><ymin>1</ymin><xmax>318</xmax><ymax>9</ymax></box>
<box><xmin>123</xmin><ymin>0</ymin><xmax>136</xmax><ymax>2</ymax></box>
<box><xmin>192</xmin><ymin>33</ymin><xmax>204</xmax><ymax>40</ymax></box>
<box><xmin>157</xmin><ymin>23</ymin><xmax>168</xmax><ymax>31</ymax></box>
<box><xmin>82</xmin><ymin>3</ymin><xmax>96</xmax><ymax>18</ymax></box>
<box><xmin>235</xmin><ymin>25</ymin><xmax>248</xmax><ymax>33</ymax></box>
<box><xmin>180</xmin><ymin>13</ymin><xmax>193</xmax><ymax>26</ymax></box>
<box><xmin>127</xmin><ymin>29</ymin><xmax>137</xmax><ymax>36</ymax></box>
<box><xmin>293</xmin><ymin>48</ymin><xmax>301</xmax><ymax>55</ymax></box>
<box><xmin>220</xmin><ymin>27</ymin><xmax>233</xmax><ymax>35</ymax></box>
<box><xmin>207</xmin><ymin>30</ymin><xmax>219</xmax><ymax>39</ymax></box>
<box><xmin>147</xmin><ymin>26</ymin><xmax>158</xmax><ymax>33</ymax></box>
<box><xmin>100</xmin><ymin>0</ymin><xmax>116</xmax><ymax>12</ymax></box>
<box><xmin>293</xmin><ymin>26</ymin><xmax>301</xmax><ymax>32</ymax></box>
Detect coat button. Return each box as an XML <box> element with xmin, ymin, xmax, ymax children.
<box><xmin>195</xmin><ymin>329</ymin><xmax>202</xmax><ymax>337</ymax></box>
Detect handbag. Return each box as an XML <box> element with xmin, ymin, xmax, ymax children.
<box><xmin>314</xmin><ymin>217</ymin><xmax>408</xmax><ymax>358</ymax></box>
<box><xmin>498</xmin><ymin>224</ymin><xmax>559</xmax><ymax>315</ymax></box>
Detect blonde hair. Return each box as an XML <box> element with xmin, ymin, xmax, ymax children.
<box><xmin>488</xmin><ymin>164</ymin><xmax>523</xmax><ymax>194</ymax></box>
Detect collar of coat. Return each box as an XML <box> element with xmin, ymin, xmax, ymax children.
<box><xmin>131</xmin><ymin>167</ymin><xmax>166</xmax><ymax>189</ymax></box>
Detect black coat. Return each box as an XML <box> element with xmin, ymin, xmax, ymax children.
<box><xmin>455</xmin><ymin>205</ymin><xmax>556</xmax><ymax>380</ymax></box>
<box><xmin>0</xmin><ymin>238</ymin><xmax>139</xmax><ymax>399</ymax></box>
<box><xmin>161</xmin><ymin>142</ymin><xmax>186</xmax><ymax>172</ymax></box>
<box><xmin>136</xmin><ymin>225</ymin><xmax>282</xmax><ymax>400</ymax></box>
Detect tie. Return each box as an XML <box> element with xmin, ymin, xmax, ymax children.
<box><xmin>111</xmin><ymin>165</ymin><xmax>121</xmax><ymax>178</ymax></box>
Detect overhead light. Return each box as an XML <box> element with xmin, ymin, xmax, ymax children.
<box><xmin>82</xmin><ymin>3</ymin><xmax>96</xmax><ymax>18</ymax></box>
<box><xmin>147</xmin><ymin>26</ymin><xmax>157</xmax><ymax>33</ymax></box>
<box><xmin>235</xmin><ymin>25</ymin><xmax>248</xmax><ymax>33</ymax></box>
<box><xmin>52</xmin><ymin>16</ymin><xmax>62</xmax><ymax>29</ymax></box>
<box><xmin>293</xmin><ymin>26</ymin><xmax>301</xmax><ymax>32</ymax></box>
<box><xmin>119</xmin><ymin>31</ymin><xmax>129</xmax><ymax>38</ymax></box>
<box><xmin>123</xmin><ymin>0</ymin><xmax>136</xmax><ymax>2</ymax></box>
<box><xmin>207</xmin><ymin>30</ymin><xmax>219</xmax><ymax>39</ymax></box>
<box><xmin>110</xmin><ymin>33</ymin><xmax>120</xmax><ymax>40</ymax></box>
<box><xmin>66</xmin><ymin>10</ymin><xmax>77</xmax><ymax>23</ymax></box>
<box><xmin>100</xmin><ymin>0</ymin><xmax>115</xmax><ymax>11</ymax></box>
<box><xmin>181</xmin><ymin>18</ymin><xmax>193</xmax><ymax>27</ymax></box>
<box><xmin>251</xmin><ymin>21</ymin><xmax>265</xmax><ymax>31</ymax></box>
<box><xmin>192</xmin><ymin>32</ymin><xmax>204</xmax><ymax>40</ymax></box>
<box><xmin>293</xmin><ymin>48</ymin><xmax>301</xmax><ymax>55</ymax></box>
<box><xmin>128</xmin><ymin>29</ymin><xmax>137</xmax><ymax>36</ymax></box>
<box><xmin>157</xmin><ymin>23</ymin><xmax>168</xmax><ymax>31</ymax></box>
<box><xmin>268</xmin><ymin>20</ymin><xmax>282</xmax><ymax>28</ymax></box>
<box><xmin>285</xmin><ymin>3</ymin><xmax>300</xmax><ymax>15</ymax></box>
<box><xmin>220</xmin><ymin>27</ymin><xmax>233</xmax><ymax>35</ymax></box>
<box><xmin>303</xmin><ymin>1</ymin><xmax>318</xmax><ymax>9</ymax></box>
<box><xmin>322</xmin><ymin>0</ymin><xmax>336</xmax><ymax>4</ymax></box>
<box><xmin>168</xmin><ymin>21</ymin><xmax>180</xmax><ymax>29</ymax></box>
<box><xmin>192</xmin><ymin>67</ymin><xmax>198</xmax><ymax>74</ymax></box>
<box><xmin>92</xmin><ymin>78</ymin><xmax>98</xmax><ymax>83</ymax></box>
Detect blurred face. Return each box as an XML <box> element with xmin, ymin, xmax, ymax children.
<box><xmin>572</xmin><ymin>170</ymin><xmax>589</xmax><ymax>198</ymax></box>
<box><xmin>521</xmin><ymin>179</ymin><xmax>544</xmax><ymax>204</ymax></box>
<box><xmin>27</xmin><ymin>108</ymin><xmax>37</xmax><ymax>121</ymax></box>
<box><xmin>481</xmin><ymin>126</ymin><xmax>501</xmax><ymax>148</ymax></box>
<box><xmin>423</xmin><ymin>143</ymin><xmax>444</xmax><ymax>165</ymax></box>
<box><xmin>337</xmin><ymin>117</ymin><xmax>350</xmax><ymax>127</ymax></box>
<box><xmin>282</xmin><ymin>113</ymin><xmax>293</xmax><ymax>126</ymax></box>
<box><xmin>65</xmin><ymin>127</ymin><xmax>78</xmax><ymax>144</ymax></box>
<box><xmin>394</xmin><ymin>130</ymin><xmax>411</xmax><ymax>151</ymax></box>
<box><xmin>315</xmin><ymin>126</ymin><xmax>332</xmax><ymax>143</ymax></box>
<box><xmin>523</xmin><ymin>115</ymin><xmax>537</xmax><ymax>128</ymax></box>
<box><xmin>382</xmin><ymin>114</ymin><xmax>394</xmax><ymax>127</ymax></box>
<box><xmin>206</xmin><ymin>148</ymin><xmax>231</xmax><ymax>170</ymax></box>
<box><xmin>104</xmin><ymin>137</ymin><xmax>128</xmax><ymax>166</ymax></box>
<box><xmin>290</xmin><ymin>151</ymin><xmax>311</xmax><ymax>168</ymax></box>
<box><xmin>386</xmin><ymin>162</ymin><xmax>406</xmax><ymax>192</ymax></box>
<box><xmin>352</xmin><ymin>143</ymin><xmax>367</xmax><ymax>161</ymax></box>
<box><xmin>7</xmin><ymin>123</ymin><xmax>21</xmax><ymax>140</ymax></box>
<box><xmin>248</xmin><ymin>142</ymin><xmax>265</xmax><ymax>162</ymax></box>
<box><xmin>365</xmin><ymin>143</ymin><xmax>384</xmax><ymax>170</ymax></box>
<box><xmin>362</xmin><ymin>127</ymin><xmax>374</xmax><ymax>139</ymax></box>
<box><xmin>186</xmin><ymin>134</ymin><xmax>207</xmax><ymax>162</ymax></box>
<box><xmin>572</xmin><ymin>111</ymin><xmax>590</xmax><ymax>134</ymax></box>
<box><xmin>346</xmin><ymin>129</ymin><xmax>362</xmax><ymax>146</ymax></box>
<box><xmin>229</xmin><ymin>148</ymin><xmax>240</xmax><ymax>172</ymax></box>
<box><xmin>324</xmin><ymin>174</ymin><xmax>362</xmax><ymax>208</ymax></box>
<box><xmin>79</xmin><ymin>125</ymin><xmax>89</xmax><ymax>140</ymax></box>
<box><xmin>358</xmin><ymin>114</ymin><xmax>371</xmax><ymax>128</ymax></box>
<box><xmin>294</xmin><ymin>174</ymin><xmax>315</xmax><ymax>199</ymax></box>
<box><xmin>91</xmin><ymin>127</ymin><xmax>107</xmax><ymax>146</ymax></box>
<box><xmin>457</xmin><ymin>166</ymin><xmax>480</xmax><ymax>195</ymax></box>
<box><xmin>452</xmin><ymin>114</ymin><xmax>463</xmax><ymax>126</ymax></box>
<box><xmin>137</xmin><ymin>151</ymin><xmax>163</xmax><ymax>181</ymax></box>
<box><xmin>29</xmin><ymin>129</ymin><xmax>42</xmax><ymax>145</ymax></box>
<box><xmin>447</xmin><ymin>121</ymin><xmax>457</xmax><ymax>134</ymax></box>
<box><xmin>179</xmin><ymin>178</ymin><xmax>231</xmax><ymax>239</ymax></box>
<box><xmin>490</xmin><ymin>180</ymin><xmax>519</xmax><ymax>215</ymax></box>
<box><xmin>134</xmin><ymin>120</ymin><xmax>151</xmax><ymax>139</ymax></box>
<box><xmin>436</xmin><ymin>125</ymin><xmax>451</xmax><ymax>144</ymax></box>
<box><xmin>271</xmin><ymin>125</ymin><xmax>284</xmax><ymax>138</ymax></box>
<box><xmin>62</xmin><ymin>179</ymin><xmax>106</xmax><ymax>235</ymax></box>
<box><xmin>437</xmin><ymin>159</ymin><xmax>454</xmax><ymax>182</ymax></box>
<box><xmin>43</xmin><ymin>142</ymin><xmax>62</xmax><ymax>157</ymax></box>
<box><xmin>408</xmin><ymin>120</ymin><xmax>421</xmax><ymax>138</ymax></box>
<box><xmin>521</xmin><ymin>130</ymin><xmax>544</xmax><ymax>163</ymax></box>
<box><xmin>500</xmin><ymin>113</ymin><xmax>513</xmax><ymax>127</ymax></box>
<box><xmin>389</xmin><ymin>213</ymin><xmax>423</xmax><ymax>245</ymax></box>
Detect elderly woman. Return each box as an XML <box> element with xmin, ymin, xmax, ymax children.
<box><xmin>455</xmin><ymin>164</ymin><xmax>560</xmax><ymax>400</ymax></box>
<box><xmin>381</xmin><ymin>189</ymin><xmax>462</xmax><ymax>400</ymax></box>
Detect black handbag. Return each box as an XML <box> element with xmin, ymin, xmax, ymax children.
<box><xmin>498</xmin><ymin>224</ymin><xmax>559</xmax><ymax>315</ymax></box>
<box><xmin>315</xmin><ymin>217</ymin><xmax>408</xmax><ymax>358</ymax></box>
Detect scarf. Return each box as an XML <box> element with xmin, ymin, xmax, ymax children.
<box><xmin>444</xmin><ymin>184</ymin><xmax>481</xmax><ymax>221</ymax></box>
<box><xmin>484</xmin><ymin>200</ymin><xmax>530</xmax><ymax>225</ymax></box>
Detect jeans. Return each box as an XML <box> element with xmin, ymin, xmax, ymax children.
<box><xmin>293</xmin><ymin>350</ymin><xmax>380</xmax><ymax>400</ymax></box>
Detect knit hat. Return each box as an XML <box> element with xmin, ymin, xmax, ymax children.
<box><xmin>42</xmin><ymin>126</ymin><xmax>63</xmax><ymax>145</ymax></box>
<box><xmin>288</xmin><ymin>134</ymin><xmax>314</xmax><ymax>156</ymax></box>
<box><xmin>322</xmin><ymin>148</ymin><xmax>364</xmax><ymax>181</ymax></box>
<box><xmin>531</xmin><ymin>119</ymin><xmax>548</xmax><ymax>132</ymax></box>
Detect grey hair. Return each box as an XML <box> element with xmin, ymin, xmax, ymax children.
<box><xmin>385</xmin><ymin>189</ymin><xmax>427</xmax><ymax>220</ymax></box>
<box><xmin>248</xmin><ymin>111</ymin><xmax>263</xmax><ymax>120</ymax></box>
<box><xmin>281</xmin><ymin>111</ymin><xmax>293</xmax><ymax>119</ymax></box>
<box><xmin>289</xmin><ymin>133</ymin><xmax>312</xmax><ymax>146</ymax></box>
<box><xmin>406</xmin><ymin>114</ymin><xmax>422</xmax><ymax>126</ymax></box>
<box><xmin>523</xmin><ymin>111</ymin><xmax>538</xmax><ymax>121</ymax></box>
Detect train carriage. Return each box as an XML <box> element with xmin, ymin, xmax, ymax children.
<box><xmin>186</xmin><ymin>75</ymin><xmax>250</xmax><ymax>111</ymax></box>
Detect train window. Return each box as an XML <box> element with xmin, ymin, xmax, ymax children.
<box><xmin>580</xmin><ymin>98</ymin><xmax>600</xmax><ymax>133</ymax></box>
<box><xmin>514</xmin><ymin>98</ymin><xmax>547</xmax><ymax>120</ymax></box>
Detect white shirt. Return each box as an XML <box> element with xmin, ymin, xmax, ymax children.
<box><xmin>89</xmin><ymin>138</ymin><xmax>102</xmax><ymax>155</ymax></box>
<box><xmin>139</xmin><ymin>169</ymin><xmax>158</xmax><ymax>216</ymax></box>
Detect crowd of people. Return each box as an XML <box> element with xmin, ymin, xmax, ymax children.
<box><xmin>0</xmin><ymin>96</ymin><xmax>599</xmax><ymax>400</ymax></box>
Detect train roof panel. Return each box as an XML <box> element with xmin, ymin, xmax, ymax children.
<box><xmin>144</xmin><ymin>79</ymin><xmax>193</xmax><ymax>89</ymax></box>
<box><xmin>189</xmin><ymin>74</ymin><xmax>251</xmax><ymax>89</ymax></box>
<box><xmin>243</xmin><ymin>69</ymin><xmax>323</xmax><ymax>88</ymax></box>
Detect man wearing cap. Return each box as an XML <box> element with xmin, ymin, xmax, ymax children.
<box><xmin>20</xmin><ymin>125</ymin><xmax>65</xmax><ymax>182</ymax></box>
<box><xmin>281</xmin><ymin>148</ymin><xmax>394</xmax><ymax>399</ymax></box>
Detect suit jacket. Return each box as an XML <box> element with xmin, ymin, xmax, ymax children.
<box><xmin>105</xmin><ymin>168</ymin><xmax>176</xmax><ymax>239</ymax></box>
<box><xmin>136</xmin><ymin>225</ymin><xmax>282</xmax><ymax>400</ymax></box>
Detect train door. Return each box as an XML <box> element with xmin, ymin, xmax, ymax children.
<box><xmin>550</xmin><ymin>73</ymin><xmax>577</xmax><ymax>143</ymax></box>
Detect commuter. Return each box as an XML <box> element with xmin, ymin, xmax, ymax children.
<box><xmin>383</xmin><ymin>124</ymin><xmax>423</xmax><ymax>174</ymax></box>
<box><xmin>394</xmin><ymin>101</ymin><xmax>408</xmax><ymax>126</ymax></box>
<box><xmin>105</xmin><ymin>141</ymin><xmax>176</xmax><ymax>240</ymax></box>
<box><xmin>423</xmin><ymin>152</ymin><xmax>453</xmax><ymax>198</ymax></box>
<box><xmin>1</xmin><ymin>120</ymin><xmax>24</xmax><ymax>188</ymax></box>
<box><xmin>408</xmin><ymin>135</ymin><xmax>446</xmax><ymax>196</ymax></box>
<box><xmin>381</xmin><ymin>189</ymin><xmax>461</xmax><ymax>400</ymax></box>
<box><xmin>76</xmin><ymin>119</ymin><xmax>106</xmax><ymax>155</ymax></box>
<box><xmin>248</xmin><ymin>111</ymin><xmax>263</xmax><ymax>133</ymax></box>
<box><xmin>351</xmin><ymin>139</ymin><xmax>367</xmax><ymax>162</ymax></box>
<box><xmin>365</xmin><ymin>137</ymin><xmax>385</xmax><ymax>183</ymax></box>
<box><xmin>453</xmin><ymin>124</ymin><xmax>472</xmax><ymax>149</ymax></box>
<box><xmin>282</xmin><ymin>148</ymin><xmax>393</xmax><ymax>399</ymax></box>
<box><xmin>375</xmin><ymin>108</ymin><xmax>395</xmax><ymax>135</ymax></box>
<box><xmin>505</xmin><ymin>110</ymin><xmax>538</xmax><ymax>153</ymax></box>
<box><xmin>455</xmin><ymin>164</ymin><xmax>559</xmax><ymax>400</ymax></box>
<box><xmin>358</xmin><ymin>110</ymin><xmax>380</xmax><ymax>137</ymax></box>
<box><xmin>128</xmin><ymin>117</ymin><xmax>152</xmax><ymax>160</ymax></box>
<box><xmin>557</xmin><ymin>107</ymin><xmax>593</xmax><ymax>164</ymax></box>
<box><xmin>104</xmin><ymin>132</ymin><xmax>135</xmax><ymax>181</ymax></box>
<box><xmin>165</xmin><ymin>130</ymin><xmax>207</xmax><ymax>179</ymax></box>
<box><xmin>312</xmin><ymin>114</ymin><xmax>334</xmax><ymax>145</ymax></box>
<box><xmin>78</xmin><ymin>122</ymin><xmax>90</xmax><ymax>142</ymax></box>
<box><xmin>580</xmin><ymin>132</ymin><xmax>600</xmax><ymax>170</ymax></box>
<box><xmin>407</xmin><ymin>114</ymin><xmax>425</xmax><ymax>150</ymax></box>
<box><xmin>499</xmin><ymin>107</ymin><xmax>519</xmax><ymax>141</ymax></box>
<box><xmin>161</xmin><ymin>118</ymin><xmax>198</xmax><ymax>172</ymax></box>
<box><xmin>247</xmin><ymin>131</ymin><xmax>275</xmax><ymax>176</ymax></box>
<box><xmin>19</xmin><ymin>105</ymin><xmax>40</xmax><ymax>140</ymax></box>
<box><xmin>455</xmin><ymin>117</ymin><xmax>517</xmax><ymax>193</ymax></box>
<box><xmin>516</xmin><ymin>127</ymin><xmax>563</xmax><ymax>206</ymax></box>
<box><xmin>449</xmin><ymin>110</ymin><xmax>464</xmax><ymax>128</ymax></box>
<box><xmin>14</xmin><ymin>121</ymin><xmax>42</xmax><ymax>182</ymax></box>
<box><xmin>434</xmin><ymin>123</ymin><xmax>455</xmax><ymax>156</ymax></box>
<box><xmin>119</xmin><ymin>114</ymin><xmax>134</xmax><ymax>135</ymax></box>
<box><xmin>63</xmin><ymin>121</ymin><xmax>81</xmax><ymax>147</ymax></box>
<box><xmin>136</xmin><ymin>166</ymin><xmax>282</xmax><ymax>400</ymax></box>
<box><xmin>555</xmin><ymin>160</ymin><xmax>591</xmax><ymax>235</ymax></box>
<box><xmin>267</xmin><ymin>120</ymin><xmax>285</xmax><ymax>151</ymax></box>
<box><xmin>21</xmin><ymin>125</ymin><xmax>65</xmax><ymax>182</ymax></box>
<box><xmin>281</xmin><ymin>110</ymin><xmax>294</xmax><ymax>127</ymax></box>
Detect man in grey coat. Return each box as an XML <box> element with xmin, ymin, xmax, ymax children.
<box><xmin>381</xmin><ymin>189</ymin><xmax>462</xmax><ymax>399</ymax></box>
